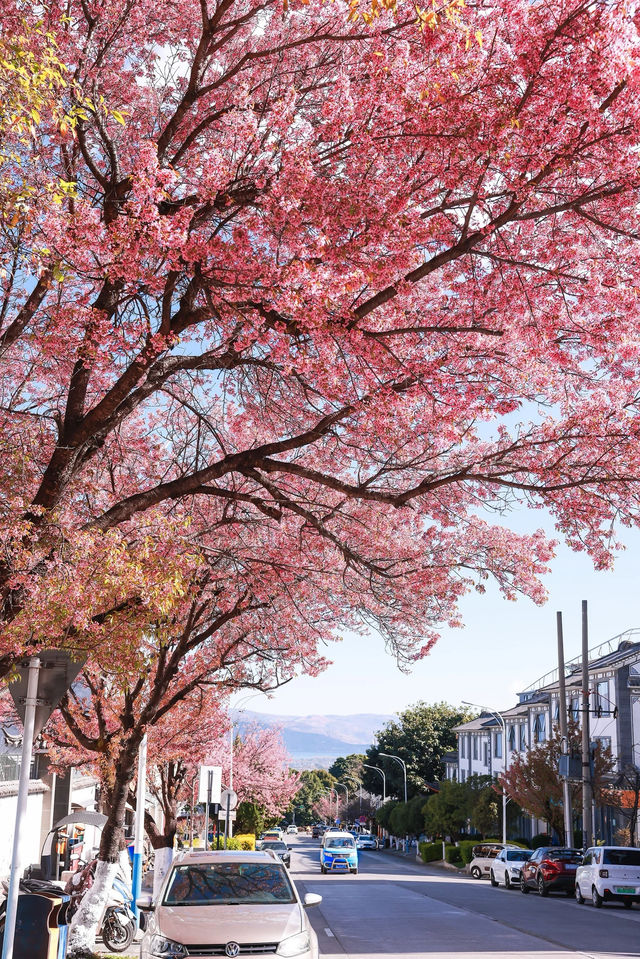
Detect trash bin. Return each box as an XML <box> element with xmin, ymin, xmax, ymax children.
<box><xmin>0</xmin><ymin>881</ymin><xmax>70</xmax><ymax>959</ymax></box>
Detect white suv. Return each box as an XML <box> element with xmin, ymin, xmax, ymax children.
<box><xmin>575</xmin><ymin>846</ymin><xmax>640</xmax><ymax>908</ymax></box>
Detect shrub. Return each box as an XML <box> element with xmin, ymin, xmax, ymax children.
<box><xmin>226</xmin><ymin>834</ymin><xmax>256</xmax><ymax>851</ymax></box>
<box><xmin>458</xmin><ymin>840</ymin><xmax>478</xmax><ymax>864</ymax></box>
<box><xmin>445</xmin><ymin>844</ymin><xmax>463</xmax><ymax>866</ymax></box>
<box><xmin>419</xmin><ymin>841</ymin><xmax>443</xmax><ymax>863</ymax></box>
<box><xmin>531</xmin><ymin>833</ymin><xmax>552</xmax><ymax>849</ymax></box>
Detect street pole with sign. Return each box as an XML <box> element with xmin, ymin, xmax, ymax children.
<box><xmin>2</xmin><ymin>651</ymin><xmax>85</xmax><ymax>959</ymax></box>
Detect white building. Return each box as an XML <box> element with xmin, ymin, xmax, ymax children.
<box><xmin>451</xmin><ymin>629</ymin><xmax>640</xmax><ymax>843</ymax></box>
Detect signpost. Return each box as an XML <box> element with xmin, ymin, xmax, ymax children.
<box><xmin>198</xmin><ymin>766</ymin><xmax>222</xmax><ymax>851</ymax></box>
<box><xmin>221</xmin><ymin>788</ymin><xmax>238</xmax><ymax>849</ymax></box>
<box><xmin>2</xmin><ymin>651</ymin><xmax>85</xmax><ymax>959</ymax></box>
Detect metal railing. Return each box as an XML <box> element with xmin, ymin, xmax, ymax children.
<box><xmin>520</xmin><ymin>627</ymin><xmax>640</xmax><ymax>694</ymax></box>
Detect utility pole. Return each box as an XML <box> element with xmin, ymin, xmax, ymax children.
<box><xmin>556</xmin><ymin>612</ymin><xmax>573</xmax><ymax>846</ymax></box>
<box><xmin>581</xmin><ymin>600</ymin><xmax>593</xmax><ymax>847</ymax></box>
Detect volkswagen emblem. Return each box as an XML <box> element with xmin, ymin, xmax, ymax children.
<box><xmin>225</xmin><ymin>943</ymin><xmax>241</xmax><ymax>958</ymax></box>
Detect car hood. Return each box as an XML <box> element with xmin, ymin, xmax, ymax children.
<box><xmin>155</xmin><ymin>902</ymin><xmax>303</xmax><ymax>945</ymax></box>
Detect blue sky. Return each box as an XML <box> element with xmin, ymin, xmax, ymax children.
<box><xmin>242</xmin><ymin>512</ymin><xmax>640</xmax><ymax>720</ymax></box>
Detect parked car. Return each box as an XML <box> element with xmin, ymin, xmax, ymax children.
<box><xmin>261</xmin><ymin>839</ymin><xmax>292</xmax><ymax>868</ymax></box>
<box><xmin>287</xmin><ymin>825</ymin><xmax>299</xmax><ymax>835</ymax></box>
<box><xmin>490</xmin><ymin>848</ymin><xmax>532</xmax><ymax>888</ymax></box>
<box><xmin>469</xmin><ymin>843</ymin><xmax>507</xmax><ymax>879</ymax></box>
<box><xmin>138</xmin><ymin>850</ymin><xmax>322</xmax><ymax>959</ymax></box>
<box><xmin>520</xmin><ymin>847</ymin><xmax>583</xmax><ymax>896</ymax></box>
<box><xmin>320</xmin><ymin>831</ymin><xmax>358</xmax><ymax>874</ymax></box>
<box><xmin>356</xmin><ymin>833</ymin><xmax>377</xmax><ymax>851</ymax></box>
<box><xmin>575</xmin><ymin>846</ymin><xmax>640</xmax><ymax>908</ymax></box>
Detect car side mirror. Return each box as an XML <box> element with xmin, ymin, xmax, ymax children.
<box><xmin>136</xmin><ymin>894</ymin><xmax>154</xmax><ymax>911</ymax></box>
<box><xmin>304</xmin><ymin>893</ymin><xmax>322</xmax><ymax>908</ymax></box>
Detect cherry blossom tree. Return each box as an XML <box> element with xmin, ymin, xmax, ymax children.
<box><xmin>3</xmin><ymin>0</ymin><xmax>640</xmax><ymax>948</ymax></box>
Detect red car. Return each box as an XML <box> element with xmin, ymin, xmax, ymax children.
<box><xmin>520</xmin><ymin>847</ymin><xmax>583</xmax><ymax>896</ymax></box>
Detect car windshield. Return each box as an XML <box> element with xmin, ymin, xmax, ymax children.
<box><xmin>545</xmin><ymin>849</ymin><xmax>582</xmax><ymax>862</ymax></box>
<box><xmin>602</xmin><ymin>849</ymin><xmax>640</xmax><ymax>866</ymax></box>
<box><xmin>262</xmin><ymin>842</ymin><xmax>287</xmax><ymax>851</ymax></box>
<box><xmin>163</xmin><ymin>863</ymin><xmax>295</xmax><ymax>905</ymax></box>
<box><xmin>326</xmin><ymin>838</ymin><xmax>355</xmax><ymax>848</ymax></box>
<box><xmin>506</xmin><ymin>851</ymin><xmax>531</xmax><ymax>861</ymax></box>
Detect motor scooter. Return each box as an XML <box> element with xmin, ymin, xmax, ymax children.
<box><xmin>65</xmin><ymin>858</ymin><xmax>137</xmax><ymax>952</ymax></box>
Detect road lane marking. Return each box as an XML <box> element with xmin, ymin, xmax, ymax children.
<box><xmin>324</xmin><ymin>928</ymin><xmax>335</xmax><ymax>937</ymax></box>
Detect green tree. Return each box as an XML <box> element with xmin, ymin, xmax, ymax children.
<box><xmin>289</xmin><ymin>769</ymin><xmax>336</xmax><ymax>826</ymax></box>
<box><xmin>364</xmin><ymin>702</ymin><xmax>472</xmax><ymax>798</ymax></box>
<box><xmin>375</xmin><ymin>800</ymin><xmax>397</xmax><ymax>831</ymax></box>
<box><xmin>328</xmin><ymin>754</ymin><xmax>366</xmax><ymax>783</ymax></box>
<box><xmin>390</xmin><ymin>794</ymin><xmax>429</xmax><ymax>837</ymax></box>
<box><xmin>422</xmin><ymin>780</ymin><xmax>470</xmax><ymax>840</ymax></box>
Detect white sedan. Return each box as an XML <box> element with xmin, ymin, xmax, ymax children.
<box><xmin>490</xmin><ymin>848</ymin><xmax>532</xmax><ymax>889</ymax></box>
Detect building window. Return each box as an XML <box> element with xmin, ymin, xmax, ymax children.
<box><xmin>460</xmin><ymin>735</ymin><xmax>465</xmax><ymax>759</ymax></box>
<box><xmin>495</xmin><ymin>731</ymin><xmax>503</xmax><ymax>759</ymax></box>
<box><xmin>508</xmin><ymin>725</ymin><xmax>516</xmax><ymax>752</ymax></box>
<box><xmin>460</xmin><ymin>769</ymin><xmax>466</xmax><ymax>783</ymax></box>
<box><xmin>553</xmin><ymin>700</ymin><xmax>560</xmax><ymax>723</ymax></box>
<box><xmin>519</xmin><ymin>725</ymin><xmax>526</xmax><ymax>750</ymax></box>
<box><xmin>595</xmin><ymin>681</ymin><xmax>609</xmax><ymax>717</ymax></box>
<box><xmin>473</xmin><ymin>736</ymin><xmax>478</xmax><ymax>760</ymax></box>
<box><xmin>533</xmin><ymin>713</ymin><xmax>546</xmax><ymax>743</ymax></box>
<box><xmin>483</xmin><ymin>742</ymin><xmax>489</xmax><ymax>766</ymax></box>
<box><xmin>570</xmin><ymin>697</ymin><xmax>580</xmax><ymax>722</ymax></box>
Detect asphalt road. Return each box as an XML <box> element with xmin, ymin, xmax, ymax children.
<box><xmin>289</xmin><ymin>835</ymin><xmax>640</xmax><ymax>959</ymax></box>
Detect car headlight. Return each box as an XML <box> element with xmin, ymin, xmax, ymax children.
<box><xmin>150</xmin><ymin>935</ymin><xmax>188</xmax><ymax>958</ymax></box>
<box><xmin>277</xmin><ymin>931</ymin><xmax>311</xmax><ymax>957</ymax></box>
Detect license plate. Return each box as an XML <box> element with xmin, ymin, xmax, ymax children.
<box><xmin>615</xmin><ymin>887</ymin><xmax>636</xmax><ymax>895</ymax></box>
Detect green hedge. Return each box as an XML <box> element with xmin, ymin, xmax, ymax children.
<box><xmin>445</xmin><ymin>844</ymin><xmax>463</xmax><ymax>866</ymax></box>
<box><xmin>419</xmin><ymin>841</ymin><xmax>443</xmax><ymax>863</ymax></box>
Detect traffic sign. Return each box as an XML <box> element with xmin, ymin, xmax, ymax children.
<box><xmin>218</xmin><ymin>809</ymin><xmax>237</xmax><ymax>821</ymax></box>
<box><xmin>221</xmin><ymin>788</ymin><xmax>238</xmax><ymax>811</ymax></box>
<box><xmin>9</xmin><ymin>650</ymin><xmax>86</xmax><ymax>737</ymax></box>
<box><xmin>198</xmin><ymin>766</ymin><xmax>222</xmax><ymax>804</ymax></box>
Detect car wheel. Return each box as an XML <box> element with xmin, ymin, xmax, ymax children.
<box><xmin>623</xmin><ymin>899</ymin><xmax>633</xmax><ymax>909</ymax></box>
<box><xmin>591</xmin><ymin>886</ymin><xmax>603</xmax><ymax>908</ymax></box>
<box><xmin>471</xmin><ymin>866</ymin><xmax>482</xmax><ymax>879</ymax></box>
<box><xmin>351</xmin><ymin>868</ymin><xmax>358</xmax><ymax>874</ymax></box>
<box><xmin>504</xmin><ymin>873</ymin><xmax>511</xmax><ymax>889</ymax></box>
<box><xmin>321</xmin><ymin>865</ymin><xmax>326</xmax><ymax>874</ymax></box>
<box><xmin>521</xmin><ymin>878</ymin><xmax>530</xmax><ymax>894</ymax></box>
<box><xmin>575</xmin><ymin>882</ymin><xmax>584</xmax><ymax>904</ymax></box>
<box><xmin>490</xmin><ymin>871</ymin><xmax>498</xmax><ymax>887</ymax></box>
<box><xmin>537</xmin><ymin>875</ymin><xmax>549</xmax><ymax>897</ymax></box>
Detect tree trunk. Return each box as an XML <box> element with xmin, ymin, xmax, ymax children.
<box><xmin>68</xmin><ymin>738</ymin><xmax>141</xmax><ymax>957</ymax></box>
<box><xmin>145</xmin><ymin>807</ymin><xmax>178</xmax><ymax>899</ymax></box>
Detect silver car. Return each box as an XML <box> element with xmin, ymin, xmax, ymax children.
<box><xmin>138</xmin><ymin>850</ymin><xmax>322</xmax><ymax>959</ymax></box>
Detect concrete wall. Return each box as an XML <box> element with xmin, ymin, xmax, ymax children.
<box><xmin>0</xmin><ymin>783</ymin><xmax>47</xmax><ymax>879</ymax></box>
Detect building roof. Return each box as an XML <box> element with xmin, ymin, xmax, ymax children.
<box><xmin>453</xmin><ymin>713</ymin><xmax>500</xmax><ymax>733</ymax></box>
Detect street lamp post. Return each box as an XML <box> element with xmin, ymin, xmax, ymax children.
<box><xmin>379</xmin><ymin>753</ymin><xmax>407</xmax><ymax>803</ymax></box>
<box><xmin>335</xmin><ymin>783</ymin><xmax>349</xmax><ymax>821</ymax></box>
<box><xmin>463</xmin><ymin>700</ymin><xmax>508</xmax><ymax>846</ymax></box>
<box><xmin>363</xmin><ymin>764</ymin><xmax>386</xmax><ymax>803</ymax></box>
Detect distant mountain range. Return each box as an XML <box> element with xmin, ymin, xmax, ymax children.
<box><xmin>234</xmin><ymin>710</ymin><xmax>392</xmax><ymax>769</ymax></box>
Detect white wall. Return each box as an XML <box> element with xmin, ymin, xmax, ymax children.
<box><xmin>0</xmin><ymin>785</ymin><xmax>46</xmax><ymax>879</ymax></box>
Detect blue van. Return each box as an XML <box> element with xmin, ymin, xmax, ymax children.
<box><xmin>320</xmin><ymin>831</ymin><xmax>358</xmax><ymax>874</ymax></box>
